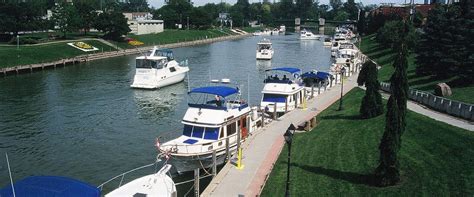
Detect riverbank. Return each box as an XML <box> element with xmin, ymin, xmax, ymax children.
<box><xmin>360</xmin><ymin>34</ymin><xmax>473</xmax><ymax>104</ymax></box>
<box><xmin>0</xmin><ymin>31</ymin><xmax>250</xmax><ymax>76</ymax></box>
<box><xmin>261</xmin><ymin>88</ymin><xmax>474</xmax><ymax>196</ymax></box>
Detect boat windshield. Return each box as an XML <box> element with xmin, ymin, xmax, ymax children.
<box><xmin>188</xmin><ymin>86</ymin><xmax>247</xmax><ymax>110</ymax></box>
<box><xmin>262</xmin><ymin>93</ymin><xmax>286</xmax><ymax>103</ymax></box>
<box><xmin>257</xmin><ymin>44</ymin><xmax>271</xmax><ymax>50</ymax></box>
<box><xmin>136</xmin><ymin>59</ymin><xmax>167</xmax><ymax>69</ymax></box>
<box><xmin>154</xmin><ymin>49</ymin><xmax>174</xmax><ymax>61</ymax></box>
<box><xmin>183</xmin><ymin>124</ymin><xmax>220</xmax><ymax>140</ymax></box>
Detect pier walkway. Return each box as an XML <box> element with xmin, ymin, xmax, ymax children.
<box><xmin>202</xmin><ymin>73</ymin><xmax>360</xmax><ymax>196</ymax></box>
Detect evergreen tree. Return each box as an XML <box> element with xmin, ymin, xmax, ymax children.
<box><xmin>375</xmin><ymin>21</ymin><xmax>409</xmax><ymax>186</ymax></box>
<box><xmin>357</xmin><ymin>61</ymin><xmax>383</xmax><ymax>119</ymax></box>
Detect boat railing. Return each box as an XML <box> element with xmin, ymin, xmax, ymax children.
<box><xmin>161</xmin><ymin>134</ymin><xmax>239</xmax><ymax>155</ymax></box>
<box><xmin>97</xmin><ymin>162</ymin><xmax>159</xmax><ymax>191</ymax></box>
<box><xmin>263</xmin><ymin>78</ymin><xmax>293</xmax><ymax>84</ymax></box>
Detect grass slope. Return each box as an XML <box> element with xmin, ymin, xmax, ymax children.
<box><xmin>0</xmin><ymin>40</ymin><xmax>116</xmax><ymax>68</ymax></box>
<box><xmin>118</xmin><ymin>29</ymin><xmax>231</xmax><ymax>49</ymax></box>
<box><xmin>261</xmin><ymin>89</ymin><xmax>473</xmax><ymax>196</ymax></box>
<box><xmin>359</xmin><ymin>34</ymin><xmax>474</xmax><ymax>104</ymax></box>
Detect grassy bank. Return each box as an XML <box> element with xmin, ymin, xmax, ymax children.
<box><xmin>0</xmin><ymin>40</ymin><xmax>116</xmax><ymax>68</ymax></box>
<box><xmin>359</xmin><ymin>34</ymin><xmax>473</xmax><ymax>103</ymax></box>
<box><xmin>117</xmin><ymin>29</ymin><xmax>233</xmax><ymax>49</ymax></box>
<box><xmin>261</xmin><ymin>89</ymin><xmax>473</xmax><ymax>196</ymax></box>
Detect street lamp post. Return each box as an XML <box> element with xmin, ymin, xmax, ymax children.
<box><xmin>283</xmin><ymin>124</ymin><xmax>296</xmax><ymax>197</ymax></box>
<box><xmin>16</xmin><ymin>35</ymin><xmax>19</xmax><ymax>50</ymax></box>
<box><xmin>338</xmin><ymin>67</ymin><xmax>346</xmax><ymax>111</ymax></box>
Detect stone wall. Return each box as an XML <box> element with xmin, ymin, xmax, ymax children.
<box><xmin>380</xmin><ymin>82</ymin><xmax>473</xmax><ymax>121</ymax></box>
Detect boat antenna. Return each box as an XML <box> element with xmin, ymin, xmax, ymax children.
<box><xmin>5</xmin><ymin>153</ymin><xmax>16</xmax><ymax>197</ymax></box>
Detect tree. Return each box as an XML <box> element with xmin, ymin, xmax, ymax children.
<box><xmin>330</xmin><ymin>0</ymin><xmax>342</xmax><ymax>11</ymax></box>
<box><xmin>52</xmin><ymin>2</ymin><xmax>81</xmax><ymax>38</ymax></box>
<box><xmin>358</xmin><ymin>61</ymin><xmax>383</xmax><ymax>119</ymax></box>
<box><xmin>94</xmin><ymin>10</ymin><xmax>131</xmax><ymax>40</ymax></box>
<box><xmin>189</xmin><ymin>7</ymin><xmax>211</xmax><ymax>29</ymax></box>
<box><xmin>343</xmin><ymin>0</ymin><xmax>359</xmax><ymax>20</ymax></box>
<box><xmin>0</xmin><ymin>1</ymin><xmax>48</xmax><ymax>35</ymax></box>
<box><xmin>415</xmin><ymin>2</ymin><xmax>473</xmax><ymax>80</ymax></box>
<box><xmin>74</xmin><ymin>1</ymin><xmax>97</xmax><ymax>35</ymax></box>
<box><xmin>375</xmin><ymin>22</ymin><xmax>409</xmax><ymax>186</ymax></box>
<box><xmin>334</xmin><ymin>10</ymin><xmax>349</xmax><ymax>21</ymax></box>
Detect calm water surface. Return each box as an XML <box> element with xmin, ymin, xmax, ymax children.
<box><xmin>0</xmin><ymin>34</ymin><xmax>330</xmax><ymax>190</ymax></box>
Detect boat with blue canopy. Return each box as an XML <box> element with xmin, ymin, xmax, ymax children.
<box><xmin>260</xmin><ymin>67</ymin><xmax>306</xmax><ymax>114</ymax></box>
<box><xmin>0</xmin><ymin>176</ymin><xmax>100</xmax><ymax>197</ymax></box>
<box><xmin>159</xmin><ymin>82</ymin><xmax>262</xmax><ymax>173</ymax></box>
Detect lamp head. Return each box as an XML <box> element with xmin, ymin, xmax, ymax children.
<box><xmin>284</xmin><ymin>124</ymin><xmax>296</xmax><ymax>144</ymax></box>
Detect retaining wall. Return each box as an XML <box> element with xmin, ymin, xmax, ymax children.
<box><xmin>380</xmin><ymin>82</ymin><xmax>473</xmax><ymax>121</ymax></box>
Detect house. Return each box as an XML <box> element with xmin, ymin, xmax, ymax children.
<box><xmin>123</xmin><ymin>12</ymin><xmax>164</xmax><ymax>35</ymax></box>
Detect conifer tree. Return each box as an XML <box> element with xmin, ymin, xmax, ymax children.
<box><xmin>375</xmin><ymin>21</ymin><xmax>409</xmax><ymax>187</ymax></box>
<box><xmin>357</xmin><ymin>61</ymin><xmax>383</xmax><ymax>119</ymax></box>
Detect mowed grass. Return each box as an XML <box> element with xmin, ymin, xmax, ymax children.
<box><xmin>360</xmin><ymin>34</ymin><xmax>474</xmax><ymax>104</ymax></box>
<box><xmin>261</xmin><ymin>89</ymin><xmax>474</xmax><ymax>196</ymax></box>
<box><xmin>117</xmin><ymin>29</ymin><xmax>232</xmax><ymax>49</ymax></box>
<box><xmin>0</xmin><ymin>40</ymin><xmax>116</xmax><ymax>68</ymax></box>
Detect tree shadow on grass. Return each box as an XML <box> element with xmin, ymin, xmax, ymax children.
<box><xmin>321</xmin><ymin>114</ymin><xmax>361</xmax><ymax>121</ymax></box>
<box><xmin>292</xmin><ymin>163</ymin><xmax>377</xmax><ymax>186</ymax></box>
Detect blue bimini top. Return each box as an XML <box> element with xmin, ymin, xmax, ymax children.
<box><xmin>189</xmin><ymin>86</ymin><xmax>239</xmax><ymax>98</ymax></box>
<box><xmin>0</xmin><ymin>176</ymin><xmax>100</xmax><ymax>197</ymax></box>
<box><xmin>265</xmin><ymin>67</ymin><xmax>301</xmax><ymax>74</ymax></box>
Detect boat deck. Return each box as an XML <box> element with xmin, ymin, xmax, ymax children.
<box><xmin>201</xmin><ymin>72</ymin><xmax>360</xmax><ymax>196</ymax></box>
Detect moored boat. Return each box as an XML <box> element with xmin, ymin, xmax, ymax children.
<box><xmin>260</xmin><ymin>67</ymin><xmax>306</xmax><ymax>114</ymax></box>
<box><xmin>158</xmin><ymin>83</ymin><xmax>261</xmax><ymax>173</ymax></box>
<box><xmin>131</xmin><ymin>47</ymin><xmax>189</xmax><ymax>89</ymax></box>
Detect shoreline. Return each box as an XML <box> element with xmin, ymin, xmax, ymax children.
<box><xmin>0</xmin><ymin>33</ymin><xmax>251</xmax><ymax>76</ymax></box>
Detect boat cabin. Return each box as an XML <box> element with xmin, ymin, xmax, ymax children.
<box><xmin>261</xmin><ymin>67</ymin><xmax>306</xmax><ymax>113</ymax></box>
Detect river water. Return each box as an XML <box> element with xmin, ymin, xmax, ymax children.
<box><xmin>0</xmin><ymin>34</ymin><xmax>330</xmax><ymax>192</ymax></box>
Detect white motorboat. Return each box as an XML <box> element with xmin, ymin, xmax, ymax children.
<box><xmin>323</xmin><ymin>37</ymin><xmax>332</xmax><ymax>47</ymax></box>
<box><xmin>253</xmin><ymin>30</ymin><xmax>262</xmax><ymax>36</ymax></box>
<box><xmin>104</xmin><ymin>164</ymin><xmax>177</xmax><ymax>197</ymax></box>
<box><xmin>260</xmin><ymin>67</ymin><xmax>306</xmax><ymax>114</ymax></box>
<box><xmin>159</xmin><ymin>83</ymin><xmax>262</xmax><ymax>173</ymax></box>
<box><xmin>271</xmin><ymin>28</ymin><xmax>280</xmax><ymax>35</ymax></box>
<box><xmin>131</xmin><ymin>47</ymin><xmax>189</xmax><ymax>89</ymax></box>
<box><xmin>279</xmin><ymin>25</ymin><xmax>286</xmax><ymax>34</ymax></box>
<box><xmin>333</xmin><ymin>43</ymin><xmax>362</xmax><ymax>76</ymax></box>
<box><xmin>256</xmin><ymin>38</ymin><xmax>274</xmax><ymax>60</ymax></box>
<box><xmin>299</xmin><ymin>29</ymin><xmax>321</xmax><ymax>40</ymax></box>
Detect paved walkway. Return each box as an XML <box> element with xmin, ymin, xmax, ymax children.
<box><xmin>201</xmin><ymin>73</ymin><xmax>360</xmax><ymax>196</ymax></box>
<box><xmin>376</xmin><ymin>90</ymin><xmax>474</xmax><ymax>131</ymax></box>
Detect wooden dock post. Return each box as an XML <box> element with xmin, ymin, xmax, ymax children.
<box><xmin>225</xmin><ymin>138</ymin><xmax>230</xmax><ymax>163</ymax></box>
<box><xmin>273</xmin><ymin>102</ymin><xmax>277</xmax><ymax>120</ymax></box>
<box><xmin>261</xmin><ymin>107</ymin><xmax>265</xmax><ymax>127</ymax></box>
<box><xmin>212</xmin><ymin>150</ymin><xmax>217</xmax><ymax>178</ymax></box>
<box><xmin>194</xmin><ymin>168</ymin><xmax>200</xmax><ymax>197</ymax></box>
<box><xmin>318</xmin><ymin>81</ymin><xmax>321</xmax><ymax>95</ymax></box>
<box><xmin>311</xmin><ymin>84</ymin><xmax>314</xmax><ymax>98</ymax></box>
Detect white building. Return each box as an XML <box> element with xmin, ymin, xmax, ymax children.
<box><xmin>123</xmin><ymin>12</ymin><xmax>164</xmax><ymax>35</ymax></box>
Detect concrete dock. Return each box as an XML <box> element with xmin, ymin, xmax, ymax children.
<box><xmin>201</xmin><ymin>72</ymin><xmax>360</xmax><ymax>196</ymax></box>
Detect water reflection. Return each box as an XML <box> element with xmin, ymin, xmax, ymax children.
<box><xmin>256</xmin><ymin>60</ymin><xmax>272</xmax><ymax>71</ymax></box>
<box><xmin>133</xmin><ymin>83</ymin><xmax>187</xmax><ymax>121</ymax></box>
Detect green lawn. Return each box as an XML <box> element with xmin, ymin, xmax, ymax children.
<box><xmin>242</xmin><ymin>27</ymin><xmax>263</xmax><ymax>33</ymax></box>
<box><xmin>117</xmin><ymin>29</ymin><xmax>232</xmax><ymax>49</ymax></box>
<box><xmin>0</xmin><ymin>40</ymin><xmax>116</xmax><ymax>68</ymax></box>
<box><xmin>261</xmin><ymin>89</ymin><xmax>473</xmax><ymax>196</ymax></box>
<box><xmin>360</xmin><ymin>34</ymin><xmax>474</xmax><ymax>104</ymax></box>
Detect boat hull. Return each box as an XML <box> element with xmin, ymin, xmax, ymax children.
<box><xmin>168</xmin><ymin>145</ymin><xmax>238</xmax><ymax>174</ymax></box>
<box><xmin>131</xmin><ymin>70</ymin><xmax>187</xmax><ymax>89</ymax></box>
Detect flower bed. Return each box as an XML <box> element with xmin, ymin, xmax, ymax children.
<box><xmin>67</xmin><ymin>41</ymin><xmax>98</xmax><ymax>52</ymax></box>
